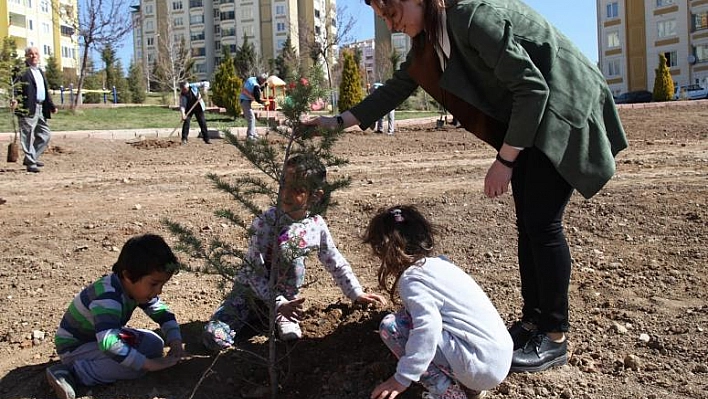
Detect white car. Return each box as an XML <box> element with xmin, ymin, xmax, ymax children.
<box><xmin>674</xmin><ymin>84</ymin><xmax>708</xmax><ymax>100</ymax></box>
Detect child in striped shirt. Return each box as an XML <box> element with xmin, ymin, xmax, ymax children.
<box><xmin>46</xmin><ymin>234</ymin><xmax>183</xmax><ymax>399</ymax></box>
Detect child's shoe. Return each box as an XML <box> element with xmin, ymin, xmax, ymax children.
<box><xmin>202</xmin><ymin>320</ymin><xmax>235</xmax><ymax>351</ymax></box>
<box><xmin>276</xmin><ymin>314</ymin><xmax>302</xmax><ymax>341</ymax></box>
<box><xmin>46</xmin><ymin>364</ymin><xmax>76</xmax><ymax>399</ymax></box>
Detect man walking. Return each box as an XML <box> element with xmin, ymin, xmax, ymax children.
<box><xmin>179</xmin><ymin>81</ymin><xmax>210</xmax><ymax>145</ymax></box>
<box><xmin>239</xmin><ymin>73</ymin><xmax>267</xmax><ymax>140</ymax></box>
<box><xmin>11</xmin><ymin>47</ymin><xmax>57</xmax><ymax>173</ymax></box>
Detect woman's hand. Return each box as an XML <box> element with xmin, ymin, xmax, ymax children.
<box><xmin>355</xmin><ymin>292</ymin><xmax>387</xmax><ymax>307</ymax></box>
<box><xmin>484</xmin><ymin>160</ymin><xmax>513</xmax><ymax>198</ymax></box>
<box><xmin>302</xmin><ymin>111</ymin><xmax>359</xmax><ymax>130</ymax></box>
<box><xmin>371</xmin><ymin>375</ymin><xmax>407</xmax><ymax>399</ymax></box>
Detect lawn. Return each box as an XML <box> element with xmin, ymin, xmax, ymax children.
<box><xmin>0</xmin><ymin>105</ymin><xmax>440</xmax><ymax>133</ymax></box>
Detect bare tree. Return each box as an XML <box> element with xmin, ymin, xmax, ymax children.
<box><xmin>153</xmin><ymin>26</ymin><xmax>195</xmax><ymax>106</ymax></box>
<box><xmin>299</xmin><ymin>2</ymin><xmax>356</xmax><ymax>108</ymax></box>
<box><xmin>56</xmin><ymin>0</ymin><xmax>133</xmax><ymax>109</ymax></box>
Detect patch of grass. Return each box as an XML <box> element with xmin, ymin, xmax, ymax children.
<box><xmin>0</xmin><ymin>106</ymin><xmax>246</xmax><ymax>132</ymax></box>
<box><xmin>0</xmin><ymin>104</ymin><xmax>438</xmax><ymax>133</ymax></box>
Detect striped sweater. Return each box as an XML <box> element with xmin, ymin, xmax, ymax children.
<box><xmin>54</xmin><ymin>273</ymin><xmax>181</xmax><ymax>371</ymax></box>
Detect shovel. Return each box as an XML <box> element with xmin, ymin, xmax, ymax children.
<box><xmin>7</xmin><ymin>79</ymin><xmax>18</xmax><ymax>163</ymax></box>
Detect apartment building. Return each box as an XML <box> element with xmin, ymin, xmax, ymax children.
<box><xmin>598</xmin><ymin>0</ymin><xmax>708</xmax><ymax>95</ymax></box>
<box><xmin>342</xmin><ymin>38</ymin><xmax>375</xmax><ymax>85</ymax></box>
<box><xmin>373</xmin><ymin>15</ymin><xmax>411</xmax><ymax>81</ymax></box>
<box><xmin>0</xmin><ymin>0</ymin><xmax>79</xmax><ymax>73</ymax></box>
<box><xmin>132</xmin><ymin>0</ymin><xmax>336</xmax><ymax>82</ymax></box>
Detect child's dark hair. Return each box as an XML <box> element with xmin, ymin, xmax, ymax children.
<box><xmin>284</xmin><ymin>154</ymin><xmax>330</xmax><ymax>212</ymax></box>
<box><xmin>112</xmin><ymin>234</ymin><xmax>180</xmax><ymax>282</ymax></box>
<box><xmin>362</xmin><ymin>205</ymin><xmax>436</xmax><ymax>300</ymax></box>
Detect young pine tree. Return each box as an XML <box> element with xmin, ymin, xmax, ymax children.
<box><xmin>211</xmin><ymin>49</ymin><xmax>242</xmax><ymax>118</ymax></box>
<box><xmin>653</xmin><ymin>54</ymin><xmax>675</xmax><ymax>102</ymax></box>
<box><xmin>337</xmin><ymin>50</ymin><xmax>364</xmax><ymax>112</ymax></box>
<box><xmin>164</xmin><ymin>70</ymin><xmax>347</xmax><ymax>399</ymax></box>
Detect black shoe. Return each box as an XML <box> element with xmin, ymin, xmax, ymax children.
<box><xmin>508</xmin><ymin>320</ymin><xmax>537</xmax><ymax>350</ymax></box>
<box><xmin>26</xmin><ymin>165</ymin><xmax>40</xmax><ymax>173</ymax></box>
<box><xmin>510</xmin><ymin>333</ymin><xmax>567</xmax><ymax>373</ymax></box>
<box><xmin>23</xmin><ymin>160</ymin><xmax>44</xmax><ymax>167</ymax></box>
<box><xmin>203</xmin><ymin>140</ymin><xmax>211</xmax><ymax>144</ymax></box>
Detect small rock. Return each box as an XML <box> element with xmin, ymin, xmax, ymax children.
<box><xmin>624</xmin><ymin>354</ymin><xmax>641</xmax><ymax>371</ymax></box>
<box><xmin>133</xmin><ymin>204</ymin><xmax>142</xmax><ymax>210</ymax></box>
<box><xmin>639</xmin><ymin>333</ymin><xmax>650</xmax><ymax>342</ymax></box>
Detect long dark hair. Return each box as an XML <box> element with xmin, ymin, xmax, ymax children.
<box><xmin>367</xmin><ymin>0</ymin><xmax>449</xmax><ymax>57</ymax></box>
<box><xmin>362</xmin><ymin>205</ymin><xmax>436</xmax><ymax>300</ymax></box>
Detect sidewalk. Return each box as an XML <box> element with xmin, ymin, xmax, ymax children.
<box><xmin>0</xmin><ymin>116</ymin><xmax>440</xmax><ymax>143</ymax></box>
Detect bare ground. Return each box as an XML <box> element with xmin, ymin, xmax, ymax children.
<box><xmin>0</xmin><ymin>102</ymin><xmax>707</xmax><ymax>399</ymax></box>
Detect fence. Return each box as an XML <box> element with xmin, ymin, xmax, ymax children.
<box><xmin>58</xmin><ymin>84</ymin><xmax>118</xmax><ymax>105</ymax></box>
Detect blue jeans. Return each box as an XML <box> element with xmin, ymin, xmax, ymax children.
<box><xmin>240</xmin><ymin>100</ymin><xmax>258</xmax><ymax>139</ymax></box>
<box><xmin>59</xmin><ymin>328</ymin><xmax>164</xmax><ymax>386</ymax></box>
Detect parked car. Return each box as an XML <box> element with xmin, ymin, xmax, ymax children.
<box><xmin>614</xmin><ymin>90</ymin><xmax>653</xmax><ymax>104</ymax></box>
<box><xmin>673</xmin><ymin>84</ymin><xmax>708</xmax><ymax>100</ymax></box>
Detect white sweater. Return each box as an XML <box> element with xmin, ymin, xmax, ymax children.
<box><xmin>395</xmin><ymin>256</ymin><xmax>513</xmax><ymax>391</ymax></box>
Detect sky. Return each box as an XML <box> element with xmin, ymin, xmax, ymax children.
<box><xmin>340</xmin><ymin>0</ymin><xmax>599</xmax><ymax>62</ymax></box>
<box><xmin>115</xmin><ymin>0</ymin><xmax>598</xmax><ymax>69</ymax></box>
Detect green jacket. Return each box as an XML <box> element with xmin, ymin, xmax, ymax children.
<box><xmin>350</xmin><ymin>0</ymin><xmax>628</xmax><ymax>199</ymax></box>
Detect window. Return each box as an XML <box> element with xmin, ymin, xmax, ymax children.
<box><xmin>172</xmin><ymin>1</ymin><xmax>183</xmax><ymax>11</ymax></box>
<box><xmin>41</xmin><ymin>22</ymin><xmax>50</xmax><ymax>34</ymax></box>
<box><xmin>607</xmin><ymin>31</ymin><xmax>620</xmax><ymax>48</ymax></box>
<box><xmin>241</xmin><ymin>7</ymin><xmax>252</xmax><ymax>19</ymax></box>
<box><xmin>277</xmin><ymin>39</ymin><xmax>285</xmax><ymax>50</ymax></box>
<box><xmin>656</xmin><ymin>0</ymin><xmax>675</xmax><ymax>7</ymax></box>
<box><xmin>147</xmin><ymin>37</ymin><xmax>155</xmax><ymax>46</ymax></box>
<box><xmin>174</xmin><ymin>17</ymin><xmax>183</xmax><ymax>26</ymax></box>
<box><xmin>60</xmin><ymin>25</ymin><xmax>74</xmax><ymax>36</ymax></box>
<box><xmin>276</xmin><ymin>22</ymin><xmax>286</xmax><ymax>32</ymax></box>
<box><xmin>657</xmin><ymin>19</ymin><xmax>676</xmax><ymax>38</ymax></box>
<box><xmin>146</xmin><ymin>20</ymin><xmax>154</xmax><ymax>31</ymax></box>
<box><xmin>189</xmin><ymin>0</ymin><xmax>203</xmax><ymax>7</ymax></box>
<box><xmin>663</xmin><ymin>50</ymin><xmax>677</xmax><ymax>67</ymax></box>
<box><xmin>43</xmin><ymin>44</ymin><xmax>51</xmax><ymax>55</ymax></box>
<box><xmin>144</xmin><ymin>4</ymin><xmax>153</xmax><ymax>14</ymax></box>
<box><xmin>40</xmin><ymin>0</ymin><xmax>49</xmax><ymax>13</ymax></box>
<box><xmin>695</xmin><ymin>44</ymin><xmax>708</xmax><ymax>62</ymax></box>
<box><xmin>222</xmin><ymin>27</ymin><xmax>235</xmax><ymax>37</ymax></box>
<box><xmin>275</xmin><ymin>5</ymin><xmax>285</xmax><ymax>15</ymax></box>
<box><xmin>693</xmin><ymin>11</ymin><xmax>708</xmax><ymax>31</ymax></box>
<box><xmin>607</xmin><ymin>59</ymin><xmax>621</xmax><ymax>76</ymax></box>
<box><xmin>190</xmin><ymin>14</ymin><xmax>204</xmax><ymax>24</ymax></box>
<box><xmin>220</xmin><ymin>11</ymin><xmax>235</xmax><ymax>20</ymax></box>
<box><xmin>606</xmin><ymin>2</ymin><xmax>619</xmax><ymax>19</ymax></box>
<box><xmin>242</xmin><ymin>24</ymin><xmax>254</xmax><ymax>36</ymax></box>
<box><xmin>191</xmin><ymin>47</ymin><xmax>206</xmax><ymax>57</ymax></box>
<box><xmin>191</xmin><ymin>30</ymin><xmax>205</xmax><ymax>41</ymax></box>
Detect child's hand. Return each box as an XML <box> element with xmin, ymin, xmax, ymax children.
<box><xmin>278</xmin><ymin>297</ymin><xmax>305</xmax><ymax>321</ymax></box>
<box><xmin>356</xmin><ymin>293</ymin><xmax>387</xmax><ymax>307</ymax></box>
<box><xmin>142</xmin><ymin>355</ymin><xmax>180</xmax><ymax>372</ymax></box>
<box><xmin>371</xmin><ymin>375</ymin><xmax>407</xmax><ymax>399</ymax></box>
<box><xmin>167</xmin><ymin>339</ymin><xmax>184</xmax><ymax>360</ymax></box>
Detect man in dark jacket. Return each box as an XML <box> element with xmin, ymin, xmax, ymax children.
<box><xmin>11</xmin><ymin>47</ymin><xmax>57</xmax><ymax>173</ymax></box>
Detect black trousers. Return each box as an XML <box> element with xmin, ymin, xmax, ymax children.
<box><xmin>181</xmin><ymin>108</ymin><xmax>209</xmax><ymax>142</ymax></box>
<box><xmin>511</xmin><ymin>147</ymin><xmax>574</xmax><ymax>333</ymax></box>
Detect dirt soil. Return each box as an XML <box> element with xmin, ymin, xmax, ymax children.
<box><xmin>0</xmin><ymin>103</ymin><xmax>707</xmax><ymax>399</ymax></box>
